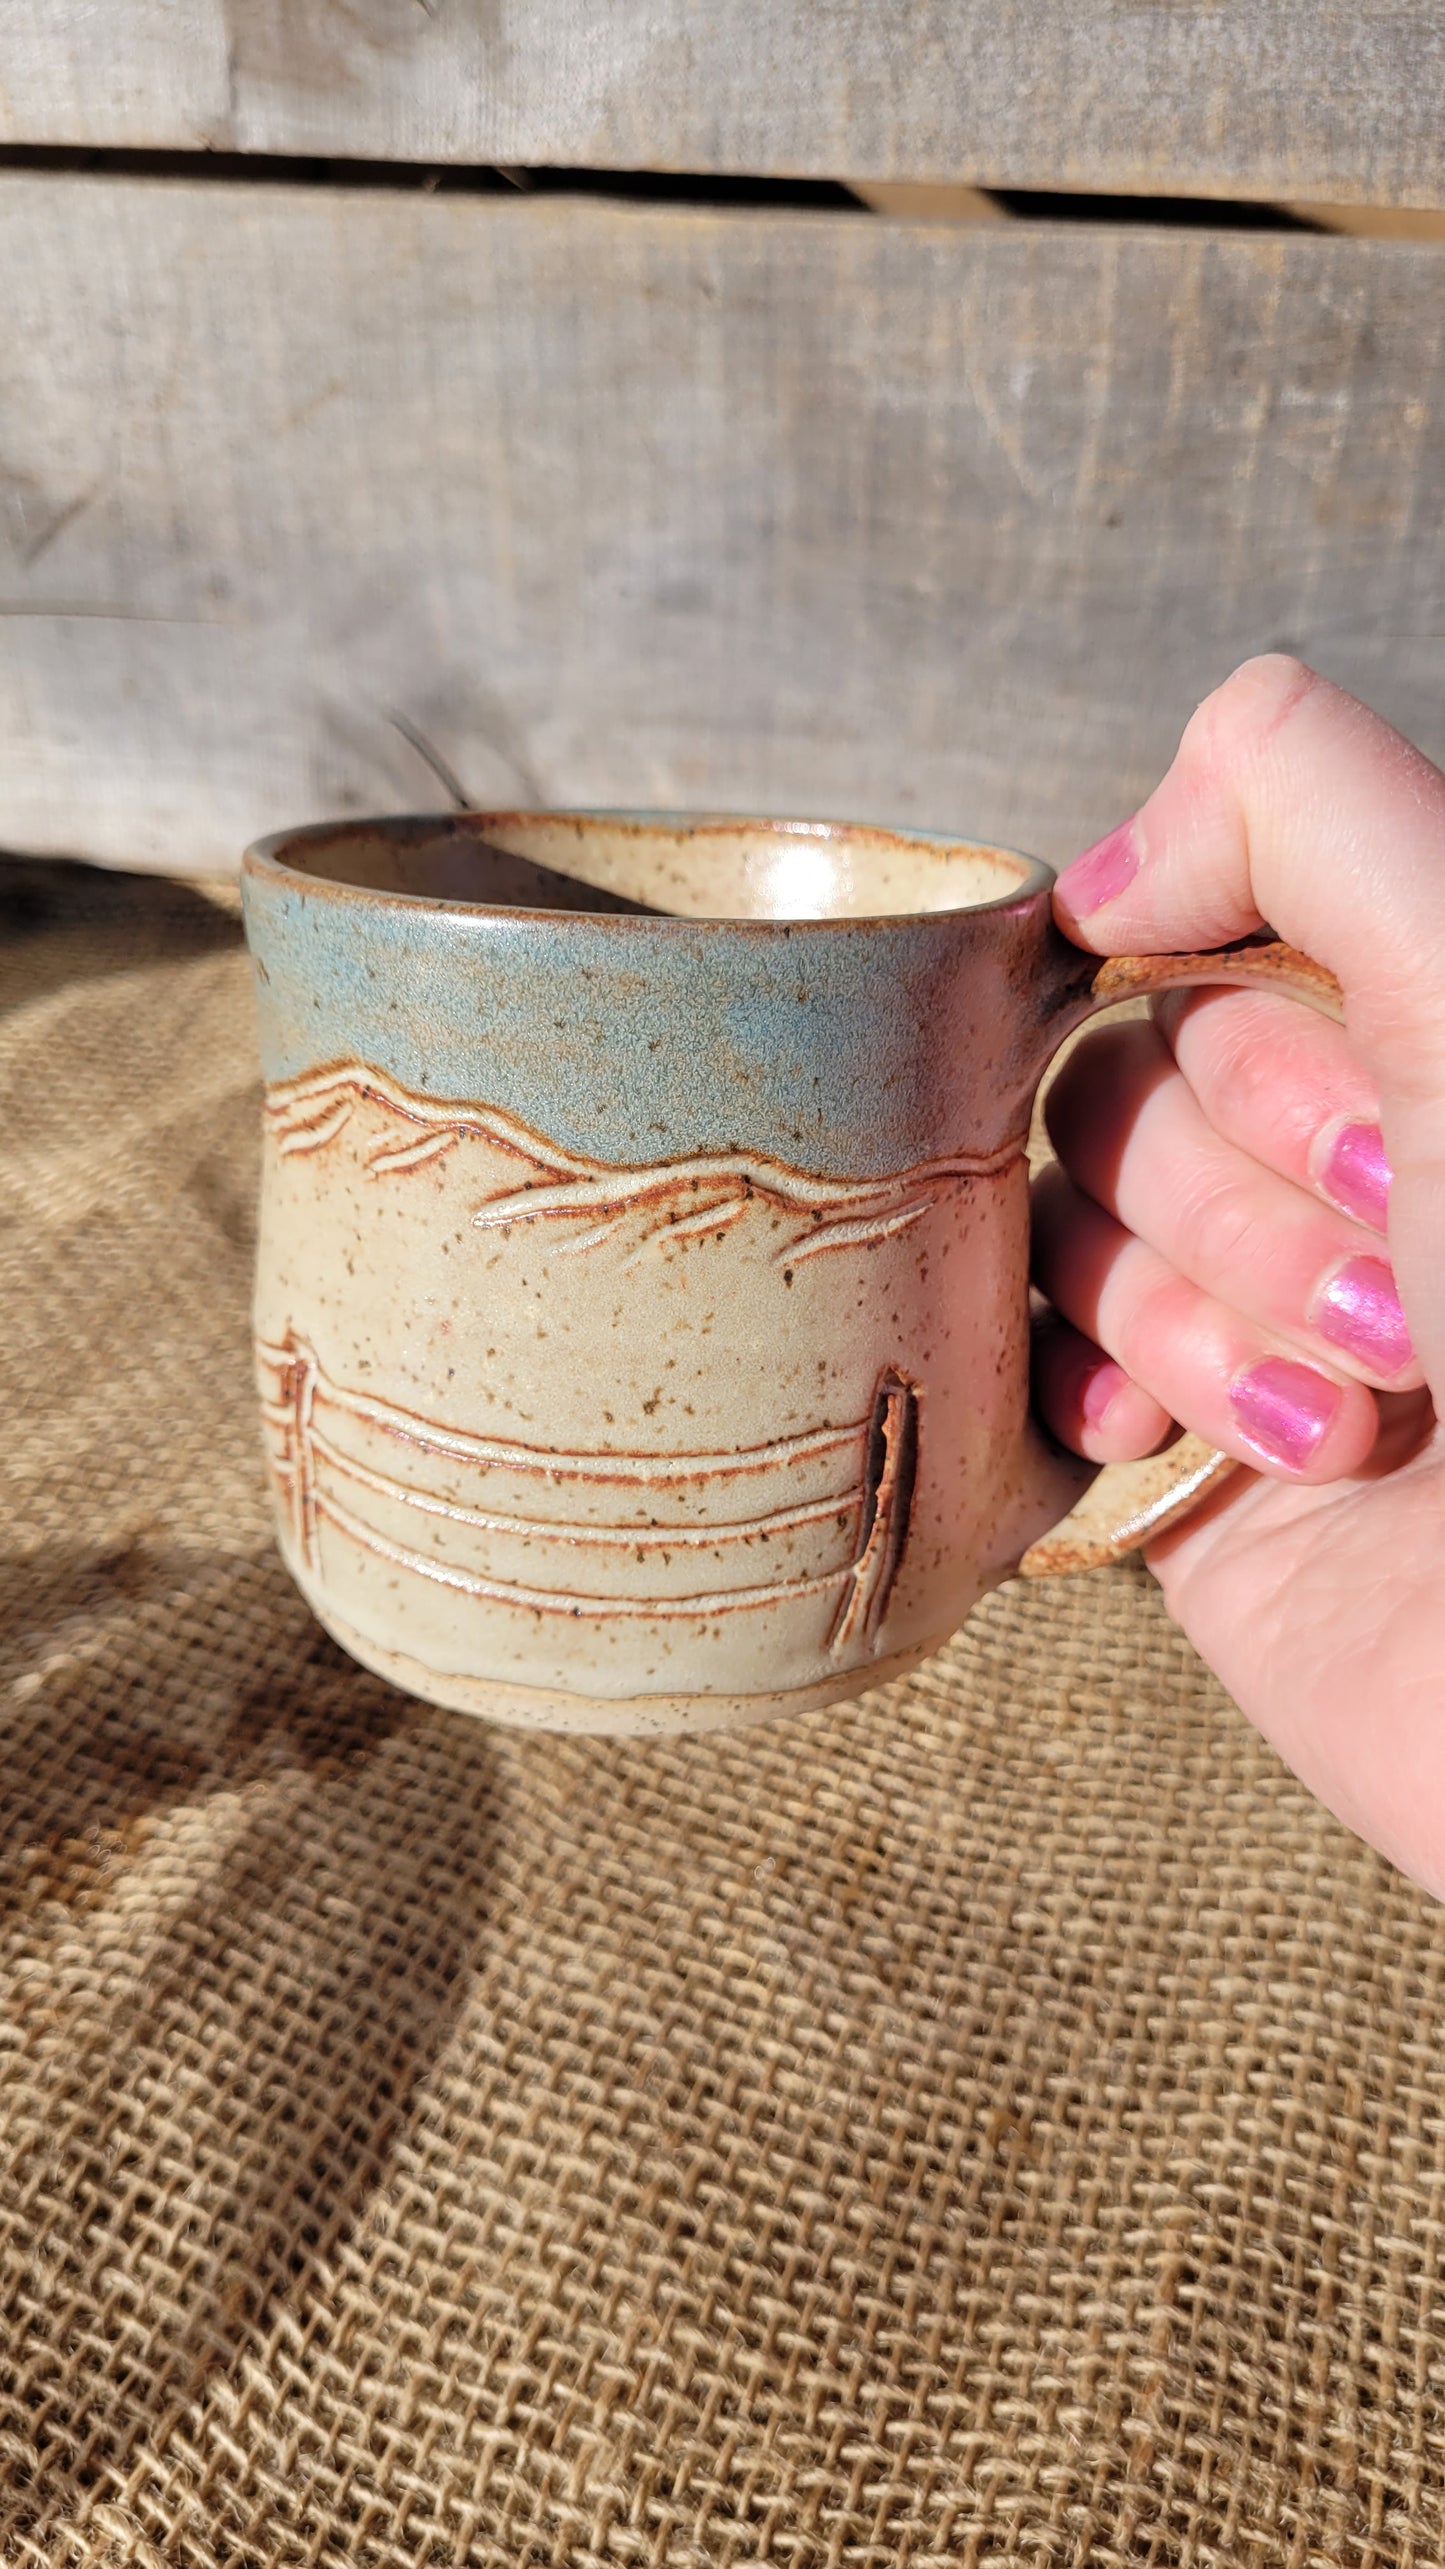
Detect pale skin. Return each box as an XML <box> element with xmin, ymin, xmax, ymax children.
<box><xmin>1032</xmin><ymin>656</ymin><xmax>1445</xmax><ymax>1898</ymax></box>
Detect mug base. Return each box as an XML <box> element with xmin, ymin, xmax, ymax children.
<box><xmin>294</xmin><ymin>1574</ymin><xmax>946</xmax><ymax>1737</ymax></box>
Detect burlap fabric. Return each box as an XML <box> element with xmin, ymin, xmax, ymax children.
<box><xmin>4</xmin><ymin>853</ymin><xmax>1444</xmax><ymax>2568</ymax></box>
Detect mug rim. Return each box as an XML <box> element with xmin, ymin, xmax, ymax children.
<box><xmin>242</xmin><ymin>807</ymin><xmax>1057</xmax><ymax>930</ymax></box>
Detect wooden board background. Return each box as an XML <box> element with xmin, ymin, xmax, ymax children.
<box><xmin>3</xmin><ymin>178</ymin><xmax>1443</xmax><ymax>875</ymax></box>
<box><xmin>4</xmin><ymin>3</ymin><xmax>1445</xmax><ymax>208</ymax></box>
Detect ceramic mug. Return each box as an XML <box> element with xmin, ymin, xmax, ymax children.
<box><xmin>240</xmin><ymin>812</ymin><xmax>1340</xmax><ymax>1737</ymax></box>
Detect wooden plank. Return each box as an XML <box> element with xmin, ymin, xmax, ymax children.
<box><xmin>853</xmin><ymin>185</ymin><xmax>1008</xmax><ymax>226</ymax></box>
<box><xmin>5</xmin><ymin>4</ymin><xmax>1445</xmax><ymax>209</ymax></box>
<box><xmin>0</xmin><ymin>5</ymin><xmax>232</xmax><ymax>153</ymax></box>
<box><xmin>2</xmin><ymin>178</ymin><xmax>1443</xmax><ymax>876</ymax></box>
<box><xmin>1286</xmin><ymin>203</ymin><xmax>1445</xmax><ymax>239</ymax></box>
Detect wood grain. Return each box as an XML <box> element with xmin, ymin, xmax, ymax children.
<box><xmin>3</xmin><ymin>179</ymin><xmax>1443</xmax><ymax>874</ymax></box>
<box><xmin>6</xmin><ymin>3</ymin><xmax>1445</xmax><ymax>208</ymax></box>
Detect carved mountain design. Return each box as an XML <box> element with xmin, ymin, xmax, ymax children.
<box><xmin>265</xmin><ymin>1061</ymin><xmax>1023</xmax><ymax>1268</ymax></box>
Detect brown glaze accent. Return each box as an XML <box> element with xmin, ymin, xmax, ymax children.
<box><xmin>1026</xmin><ymin>933</ymin><xmax>1344</xmax><ymax>1575</ymax></box>
<box><xmin>1019</xmin><ymin>1435</ymin><xmax>1236</xmax><ymax>1578</ymax></box>
<box><xmin>268</xmin><ymin>1061</ymin><xmax>559</xmax><ymax>1171</ymax></box>
<box><xmin>306</xmin><ymin>1431</ymin><xmax>862</xmax><ymax>1554</ymax></box>
<box><xmin>251</xmin><ymin>810</ymin><xmax>1051</xmax><ymax>926</ymax></box>
<box><xmin>473</xmin><ymin>1156</ymin><xmax>1016</xmax><ymax>1268</ymax></box>
<box><xmin>829</xmin><ymin>1371</ymin><xmax>919</xmax><ymax>1657</ymax></box>
<box><xmin>267</xmin><ymin>1060</ymin><xmax>1025</xmax><ymax>1264</ymax></box>
<box><xmin>1089</xmin><ymin>938</ymin><xmax>1344</xmax><ymax>1020</ymax></box>
<box><xmin>252</xmin><ymin>814</ymin><xmax>666</xmax><ymax>914</ymax></box>
<box><xmin>308</xmin><ymin>1494</ymin><xmax>854</xmax><ymax>1622</ymax></box>
<box><xmin>1036</xmin><ymin>923</ymin><xmax>1345</xmax><ymax>1049</ymax></box>
<box><xmin>258</xmin><ymin>1332</ymin><xmax>871</xmax><ymax>1491</ymax></box>
<box><xmin>259</xmin><ymin>1331</ymin><xmax>908</xmax><ymax>1636</ymax></box>
<box><xmin>270</xmin><ymin>1335</ymin><xmax>321</xmax><ymax>1573</ymax></box>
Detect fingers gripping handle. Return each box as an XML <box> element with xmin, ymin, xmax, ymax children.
<box><xmin>1019</xmin><ymin>937</ymin><xmax>1345</xmax><ymax>1579</ymax></box>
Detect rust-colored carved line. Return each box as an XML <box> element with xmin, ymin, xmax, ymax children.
<box><xmin>828</xmin><ymin>1372</ymin><xmax>918</xmax><ymax>1660</ymax></box>
<box><xmin>308</xmin><ymin>1422</ymin><xmax>863</xmax><ymax>1550</ymax></box>
<box><xmin>366</xmin><ymin>1127</ymin><xmax>461</xmax><ymax>1174</ymax></box>
<box><xmin>276</xmin><ymin>1098</ymin><xmax>355</xmax><ymax>1157</ymax></box>
<box><xmin>266</xmin><ymin>1061</ymin><xmax>606</xmax><ymax>1179</ymax></box>
<box><xmin>469</xmin><ymin>1142</ymin><xmax>1020</xmax><ymax>1241</ymax></box>
<box><xmin>281</xmin><ymin>1334</ymin><xmax>321</xmax><ymax>1575</ymax></box>
<box><xmin>255</xmin><ymin>1337</ymin><xmax>868</xmax><ymax>1484</ymax></box>
<box><xmin>619</xmin><ymin>1192</ymin><xmax>752</xmax><ymax>1266</ymax></box>
<box><xmin>782</xmin><ymin>1196</ymin><xmax>937</xmax><ymax>1264</ymax></box>
<box><xmin>264</xmin><ymin>1065</ymin><xmax>1025</xmax><ymax>1245</ymax></box>
<box><xmin>311</xmin><ymin>1488</ymin><xmax>853</xmax><ymax>1619</ymax></box>
<box><xmin>550</xmin><ymin>1210</ymin><xmax>631</xmax><ymax>1256</ymax></box>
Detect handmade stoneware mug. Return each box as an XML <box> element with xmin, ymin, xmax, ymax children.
<box><xmin>241</xmin><ymin>812</ymin><xmax>1340</xmax><ymax>1736</ymax></box>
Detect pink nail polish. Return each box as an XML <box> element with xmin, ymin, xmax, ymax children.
<box><xmin>1055</xmin><ymin>820</ymin><xmax>1141</xmax><ymax>918</ymax></box>
<box><xmin>1082</xmin><ymin>1359</ymin><xmax>1128</xmax><ymax>1427</ymax></box>
<box><xmin>1229</xmin><ymin>1357</ymin><xmax>1341</xmax><ymax>1470</ymax></box>
<box><xmin>1316</xmin><ymin>1255</ymin><xmax>1414</xmax><ymax>1377</ymax></box>
<box><xmin>1321</xmin><ymin>1121</ymin><xmax>1392</xmax><ymax>1234</ymax></box>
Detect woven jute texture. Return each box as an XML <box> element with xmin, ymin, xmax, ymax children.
<box><xmin>4</xmin><ymin>854</ymin><xmax>1445</xmax><ymax>2569</ymax></box>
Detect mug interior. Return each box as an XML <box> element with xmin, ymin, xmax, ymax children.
<box><xmin>261</xmin><ymin>812</ymin><xmax>1045</xmax><ymax>922</ymax></box>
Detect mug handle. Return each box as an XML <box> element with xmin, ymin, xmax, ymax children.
<box><xmin>1019</xmin><ymin>935</ymin><xmax>1344</xmax><ymax>1579</ymax></box>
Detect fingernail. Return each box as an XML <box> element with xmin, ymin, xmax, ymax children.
<box><xmin>1082</xmin><ymin>1358</ymin><xmax>1129</xmax><ymax>1427</ymax></box>
<box><xmin>1055</xmin><ymin>820</ymin><xmax>1141</xmax><ymax>918</ymax></box>
<box><xmin>1229</xmin><ymin>1356</ymin><xmax>1342</xmax><ymax>1470</ymax></box>
<box><xmin>1321</xmin><ymin>1121</ymin><xmax>1392</xmax><ymax>1234</ymax></box>
<box><xmin>1315</xmin><ymin>1255</ymin><xmax>1414</xmax><ymax>1377</ymax></box>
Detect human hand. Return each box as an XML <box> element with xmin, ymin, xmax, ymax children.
<box><xmin>1033</xmin><ymin>657</ymin><xmax>1445</xmax><ymax>1895</ymax></box>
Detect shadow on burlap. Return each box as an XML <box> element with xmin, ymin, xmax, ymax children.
<box><xmin>2</xmin><ymin>854</ymin><xmax>1443</xmax><ymax>2568</ymax></box>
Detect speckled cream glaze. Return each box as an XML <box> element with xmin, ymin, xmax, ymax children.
<box><xmin>240</xmin><ymin>812</ymin><xmax>1109</xmax><ymax>1734</ymax></box>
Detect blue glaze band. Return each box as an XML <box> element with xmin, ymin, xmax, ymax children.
<box><xmin>242</xmin><ymin>819</ymin><xmax>1067</xmax><ymax>1180</ymax></box>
